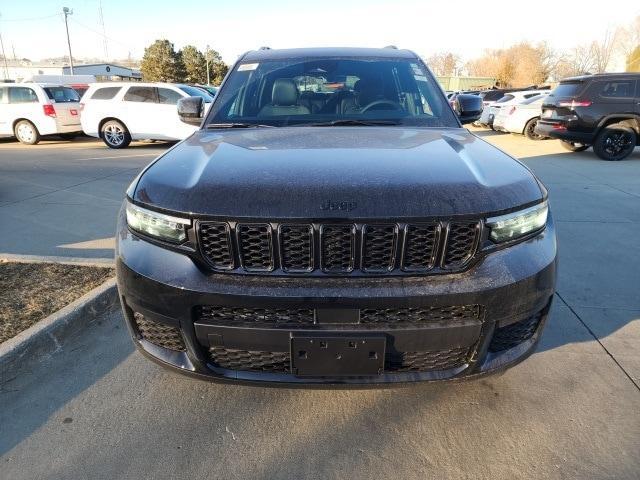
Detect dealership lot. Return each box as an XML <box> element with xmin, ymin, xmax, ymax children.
<box><xmin>1</xmin><ymin>134</ymin><xmax>639</xmax><ymax>479</ymax></box>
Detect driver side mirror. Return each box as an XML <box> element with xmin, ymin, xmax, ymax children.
<box><xmin>453</xmin><ymin>94</ymin><xmax>483</xmax><ymax>125</ymax></box>
<box><xmin>177</xmin><ymin>96</ymin><xmax>204</xmax><ymax>126</ymax></box>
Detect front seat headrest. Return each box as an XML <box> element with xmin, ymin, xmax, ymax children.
<box><xmin>272</xmin><ymin>79</ymin><xmax>299</xmax><ymax>106</ymax></box>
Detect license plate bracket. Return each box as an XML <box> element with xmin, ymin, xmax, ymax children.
<box><xmin>291</xmin><ymin>335</ymin><xmax>385</xmax><ymax>377</ymax></box>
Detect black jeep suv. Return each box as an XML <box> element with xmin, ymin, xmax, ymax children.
<box><xmin>535</xmin><ymin>73</ymin><xmax>640</xmax><ymax>161</ymax></box>
<box><xmin>116</xmin><ymin>47</ymin><xmax>557</xmax><ymax>385</ymax></box>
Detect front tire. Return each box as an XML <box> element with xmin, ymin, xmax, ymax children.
<box><xmin>593</xmin><ymin>124</ymin><xmax>636</xmax><ymax>161</ymax></box>
<box><xmin>14</xmin><ymin>120</ymin><xmax>40</xmax><ymax>145</ymax></box>
<box><xmin>560</xmin><ymin>140</ymin><xmax>590</xmax><ymax>152</ymax></box>
<box><xmin>524</xmin><ymin>118</ymin><xmax>545</xmax><ymax>140</ymax></box>
<box><xmin>101</xmin><ymin>120</ymin><xmax>131</xmax><ymax>149</ymax></box>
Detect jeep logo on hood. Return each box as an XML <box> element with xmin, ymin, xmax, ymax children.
<box><xmin>321</xmin><ymin>201</ymin><xmax>357</xmax><ymax>212</ymax></box>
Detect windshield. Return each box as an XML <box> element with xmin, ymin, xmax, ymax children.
<box><xmin>43</xmin><ymin>86</ymin><xmax>80</xmax><ymax>103</ymax></box>
<box><xmin>206</xmin><ymin>57</ymin><xmax>458</xmax><ymax>127</ymax></box>
<box><xmin>178</xmin><ymin>85</ymin><xmax>213</xmax><ymax>103</ymax></box>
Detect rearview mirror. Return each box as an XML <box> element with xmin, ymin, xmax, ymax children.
<box><xmin>177</xmin><ymin>96</ymin><xmax>204</xmax><ymax>126</ymax></box>
<box><xmin>453</xmin><ymin>94</ymin><xmax>483</xmax><ymax>125</ymax></box>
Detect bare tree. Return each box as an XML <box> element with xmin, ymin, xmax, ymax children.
<box><xmin>589</xmin><ymin>30</ymin><xmax>615</xmax><ymax>73</ymax></box>
<box><xmin>466</xmin><ymin>42</ymin><xmax>554</xmax><ymax>87</ymax></box>
<box><xmin>615</xmin><ymin>15</ymin><xmax>640</xmax><ymax>58</ymax></box>
<box><xmin>426</xmin><ymin>52</ymin><xmax>461</xmax><ymax>76</ymax></box>
<box><xmin>552</xmin><ymin>45</ymin><xmax>595</xmax><ymax>80</ymax></box>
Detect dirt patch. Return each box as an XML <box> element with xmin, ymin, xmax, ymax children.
<box><xmin>0</xmin><ymin>261</ymin><xmax>114</xmax><ymax>343</ymax></box>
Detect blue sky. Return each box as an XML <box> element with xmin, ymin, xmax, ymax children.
<box><xmin>1</xmin><ymin>0</ymin><xmax>638</xmax><ymax>64</ymax></box>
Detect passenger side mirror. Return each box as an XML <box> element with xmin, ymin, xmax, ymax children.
<box><xmin>177</xmin><ymin>96</ymin><xmax>204</xmax><ymax>126</ymax></box>
<box><xmin>453</xmin><ymin>94</ymin><xmax>483</xmax><ymax>125</ymax></box>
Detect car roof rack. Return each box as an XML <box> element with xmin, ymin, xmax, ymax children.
<box><xmin>384</xmin><ymin>45</ymin><xmax>398</xmax><ymax>49</ymax></box>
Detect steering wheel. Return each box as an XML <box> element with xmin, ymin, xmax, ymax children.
<box><xmin>360</xmin><ymin>99</ymin><xmax>402</xmax><ymax>113</ymax></box>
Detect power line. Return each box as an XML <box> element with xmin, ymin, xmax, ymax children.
<box><xmin>0</xmin><ymin>13</ymin><xmax>62</xmax><ymax>22</ymax></box>
<box><xmin>68</xmin><ymin>17</ymin><xmax>129</xmax><ymax>49</ymax></box>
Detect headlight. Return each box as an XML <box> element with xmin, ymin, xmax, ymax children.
<box><xmin>487</xmin><ymin>201</ymin><xmax>548</xmax><ymax>243</ymax></box>
<box><xmin>126</xmin><ymin>202</ymin><xmax>190</xmax><ymax>243</ymax></box>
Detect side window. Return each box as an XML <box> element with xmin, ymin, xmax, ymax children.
<box><xmin>598</xmin><ymin>81</ymin><xmax>636</xmax><ymax>98</ymax></box>
<box><xmin>157</xmin><ymin>88</ymin><xmax>183</xmax><ymax>105</ymax></box>
<box><xmin>8</xmin><ymin>87</ymin><xmax>39</xmax><ymax>104</ymax></box>
<box><xmin>123</xmin><ymin>87</ymin><xmax>157</xmax><ymax>103</ymax></box>
<box><xmin>91</xmin><ymin>87</ymin><xmax>122</xmax><ymax>100</ymax></box>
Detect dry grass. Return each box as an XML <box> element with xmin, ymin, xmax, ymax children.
<box><xmin>0</xmin><ymin>261</ymin><xmax>114</xmax><ymax>343</ymax></box>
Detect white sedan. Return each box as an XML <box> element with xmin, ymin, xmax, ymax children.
<box><xmin>493</xmin><ymin>94</ymin><xmax>549</xmax><ymax>140</ymax></box>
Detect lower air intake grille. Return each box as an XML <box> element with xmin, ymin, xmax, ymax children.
<box><xmin>134</xmin><ymin>313</ymin><xmax>185</xmax><ymax>351</ymax></box>
<box><xmin>197</xmin><ymin>304</ymin><xmax>483</xmax><ymax>328</ymax></box>
<box><xmin>489</xmin><ymin>311</ymin><xmax>544</xmax><ymax>352</ymax></box>
<box><xmin>385</xmin><ymin>347</ymin><xmax>471</xmax><ymax>372</ymax></box>
<box><xmin>209</xmin><ymin>347</ymin><xmax>291</xmax><ymax>373</ymax></box>
<box><xmin>207</xmin><ymin>346</ymin><xmax>472</xmax><ymax>374</ymax></box>
<box><xmin>360</xmin><ymin>305</ymin><xmax>483</xmax><ymax>326</ymax></box>
<box><xmin>198</xmin><ymin>305</ymin><xmax>314</xmax><ymax>327</ymax></box>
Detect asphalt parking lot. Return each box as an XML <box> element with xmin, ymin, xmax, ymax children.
<box><xmin>0</xmin><ymin>137</ymin><xmax>168</xmax><ymax>259</ymax></box>
<box><xmin>1</xmin><ymin>132</ymin><xmax>639</xmax><ymax>479</ymax></box>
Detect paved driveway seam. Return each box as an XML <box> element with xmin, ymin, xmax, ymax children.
<box><xmin>556</xmin><ymin>291</ymin><xmax>640</xmax><ymax>392</ymax></box>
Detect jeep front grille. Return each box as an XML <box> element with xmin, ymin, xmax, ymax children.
<box><xmin>198</xmin><ymin>220</ymin><xmax>481</xmax><ymax>276</ymax></box>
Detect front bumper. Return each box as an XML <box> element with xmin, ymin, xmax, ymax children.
<box><xmin>116</xmin><ymin>212</ymin><xmax>557</xmax><ymax>386</ymax></box>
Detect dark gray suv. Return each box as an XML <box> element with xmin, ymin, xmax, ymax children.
<box><xmin>116</xmin><ymin>47</ymin><xmax>556</xmax><ymax>385</ymax></box>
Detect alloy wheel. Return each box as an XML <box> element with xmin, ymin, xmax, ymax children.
<box><xmin>104</xmin><ymin>124</ymin><xmax>125</xmax><ymax>146</ymax></box>
<box><xmin>602</xmin><ymin>131</ymin><xmax>634</xmax><ymax>158</ymax></box>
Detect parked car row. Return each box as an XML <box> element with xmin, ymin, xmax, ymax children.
<box><xmin>0</xmin><ymin>81</ymin><xmax>216</xmax><ymax>147</ymax></box>
<box><xmin>470</xmin><ymin>73</ymin><xmax>640</xmax><ymax>161</ymax></box>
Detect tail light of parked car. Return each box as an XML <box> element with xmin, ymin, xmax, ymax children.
<box><xmin>558</xmin><ymin>100</ymin><xmax>592</xmax><ymax>109</ymax></box>
<box><xmin>42</xmin><ymin>104</ymin><xmax>57</xmax><ymax>118</ymax></box>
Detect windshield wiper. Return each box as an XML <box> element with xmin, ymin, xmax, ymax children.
<box><xmin>307</xmin><ymin>119</ymin><xmax>401</xmax><ymax>127</ymax></box>
<box><xmin>206</xmin><ymin>123</ymin><xmax>274</xmax><ymax>129</ymax></box>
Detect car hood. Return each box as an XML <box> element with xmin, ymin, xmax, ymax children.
<box><xmin>133</xmin><ymin>126</ymin><xmax>543</xmax><ymax>218</ymax></box>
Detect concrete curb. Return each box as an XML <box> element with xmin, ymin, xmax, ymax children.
<box><xmin>0</xmin><ymin>253</ymin><xmax>114</xmax><ymax>268</ymax></box>
<box><xmin>0</xmin><ymin>277</ymin><xmax>119</xmax><ymax>373</ymax></box>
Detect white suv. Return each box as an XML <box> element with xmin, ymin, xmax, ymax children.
<box><xmin>80</xmin><ymin>82</ymin><xmax>213</xmax><ymax>148</ymax></box>
<box><xmin>0</xmin><ymin>83</ymin><xmax>82</xmax><ymax>145</ymax></box>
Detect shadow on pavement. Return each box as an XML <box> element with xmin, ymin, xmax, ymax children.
<box><xmin>0</xmin><ymin>306</ymin><xmax>134</xmax><ymax>456</ymax></box>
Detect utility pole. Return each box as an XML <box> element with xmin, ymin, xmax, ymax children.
<box><xmin>205</xmin><ymin>44</ymin><xmax>211</xmax><ymax>85</ymax></box>
<box><xmin>62</xmin><ymin>7</ymin><xmax>74</xmax><ymax>74</ymax></box>
<box><xmin>0</xmin><ymin>13</ymin><xmax>10</xmax><ymax>80</ymax></box>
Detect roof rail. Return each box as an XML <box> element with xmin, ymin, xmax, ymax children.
<box><xmin>384</xmin><ymin>45</ymin><xmax>398</xmax><ymax>49</ymax></box>
<box><xmin>258</xmin><ymin>46</ymin><xmax>271</xmax><ymax>50</ymax></box>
